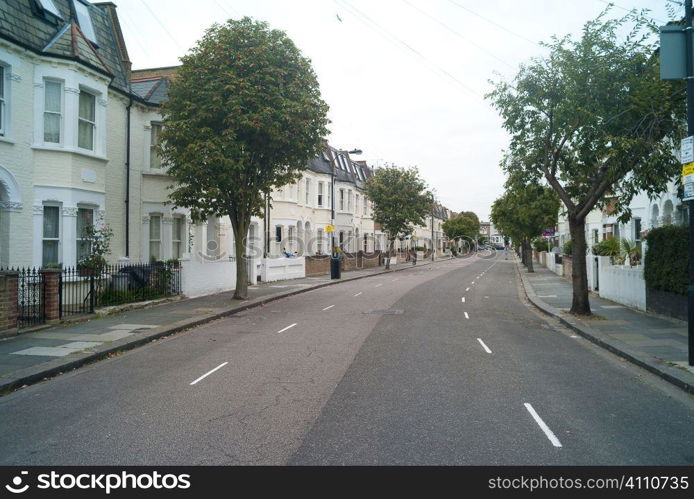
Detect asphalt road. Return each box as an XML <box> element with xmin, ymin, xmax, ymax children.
<box><xmin>0</xmin><ymin>254</ymin><xmax>692</xmax><ymax>465</ymax></box>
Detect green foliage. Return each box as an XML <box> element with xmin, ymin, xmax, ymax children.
<box><xmin>77</xmin><ymin>223</ymin><xmax>114</xmax><ymax>271</ymax></box>
<box><xmin>364</xmin><ymin>165</ymin><xmax>433</xmax><ymax>243</ymax></box>
<box><xmin>644</xmin><ymin>226</ymin><xmax>688</xmax><ymax>295</ymax></box>
<box><xmin>592</xmin><ymin>237</ymin><xmax>621</xmax><ymax>257</ymax></box>
<box><xmin>532</xmin><ymin>237</ymin><xmax>548</xmax><ymax>252</ymax></box>
<box><xmin>487</xmin><ymin>11</ymin><xmax>684</xmax><ymax>224</ymax></box>
<box><xmin>490</xmin><ymin>177</ymin><xmax>559</xmax><ymax>244</ymax></box>
<box><xmin>621</xmin><ymin>239</ymin><xmax>641</xmax><ymax>266</ymax></box>
<box><xmin>562</xmin><ymin>239</ymin><xmax>572</xmax><ymax>256</ymax></box>
<box><xmin>158</xmin><ymin>17</ymin><xmax>329</xmax><ymax>298</ymax></box>
<box><xmin>99</xmin><ymin>287</ymin><xmax>168</xmax><ymax>306</ymax></box>
<box><xmin>42</xmin><ymin>262</ymin><xmax>63</xmax><ymax>270</ymax></box>
<box><xmin>442</xmin><ymin>212</ymin><xmax>480</xmax><ymax>241</ymax></box>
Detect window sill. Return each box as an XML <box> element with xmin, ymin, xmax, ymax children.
<box><xmin>0</xmin><ymin>135</ymin><xmax>15</xmax><ymax>145</ymax></box>
<box><xmin>31</xmin><ymin>145</ymin><xmax>108</xmax><ymax>161</ymax></box>
<box><xmin>143</xmin><ymin>169</ymin><xmax>171</xmax><ymax>176</ymax></box>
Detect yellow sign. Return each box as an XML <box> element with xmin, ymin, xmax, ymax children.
<box><xmin>326</xmin><ymin>225</ymin><xmax>334</xmax><ymax>233</ymax></box>
<box><xmin>682</xmin><ymin>162</ymin><xmax>694</xmax><ymax>178</ymax></box>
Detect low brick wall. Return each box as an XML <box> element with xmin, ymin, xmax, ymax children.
<box><xmin>306</xmin><ymin>251</ymin><xmax>383</xmax><ymax>276</ymax></box>
<box><xmin>0</xmin><ymin>271</ymin><xmax>19</xmax><ymax>333</ymax></box>
<box><xmin>40</xmin><ymin>269</ymin><xmax>61</xmax><ymax>322</ymax></box>
<box><xmin>306</xmin><ymin>255</ymin><xmax>330</xmax><ymax>276</ymax></box>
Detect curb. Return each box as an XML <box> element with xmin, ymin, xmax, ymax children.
<box><xmin>514</xmin><ymin>258</ymin><xmax>694</xmax><ymax>395</ymax></box>
<box><xmin>0</xmin><ymin>260</ymin><xmax>438</xmax><ymax>395</ymax></box>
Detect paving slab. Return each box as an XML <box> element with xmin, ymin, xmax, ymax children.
<box><xmin>516</xmin><ymin>258</ymin><xmax>694</xmax><ymax>394</ymax></box>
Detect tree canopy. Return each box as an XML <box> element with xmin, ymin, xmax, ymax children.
<box><xmin>490</xmin><ymin>174</ymin><xmax>560</xmax><ymax>272</ymax></box>
<box><xmin>364</xmin><ymin>165</ymin><xmax>433</xmax><ymax>269</ymax></box>
<box><xmin>486</xmin><ymin>9</ymin><xmax>684</xmax><ymax>313</ymax></box>
<box><xmin>160</xmin><ymin>17</ymin><xmax>329</xmax><ymax>298</ymax></box>
<box><xmin>442</xmin><ymin>212</ymin><xmax>480</xmax><ymax>245</ymax></box>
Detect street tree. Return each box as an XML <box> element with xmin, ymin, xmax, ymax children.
<box><xmin>490</xmin><ymin>174</ymin><xmax>560</xmax><ymax>273</ymax></box>
<box><xmin>487</xmin><ymin>10</ymin><xmax>684</xmax><ymax>314</ymax></box>
<box><xmin>443</xmin><ymin>212</ymin><xmax>480</xmax><ymax>252</ymax></box>
<box><xmin>365</xmin><ymin>165</ymin><xmax>433</xmax><ymax>269</ymax></box>
<box><xmin>160</xmin><ymin>18</ymin><xmax>329</xmax><ymax>299</ymax></box>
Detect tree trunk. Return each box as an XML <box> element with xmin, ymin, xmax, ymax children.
<box><xmin>524</xmin><ymin>238</ymin><xmax>534</xmax><ymax>273</ymax></box>
<box><xmin>232</xmin><ymin>217</ymin><xmax>249</xmax><ymax>300</ymax></box>
<box><xmin>569</xmin><ymin>215</ymin><xmax>591</xmax><ymax>315</ymax></box>
<box><xmin>385</xmin><ymin>238</ymin><xmax>394</xmax><ymax>270</ymax></box>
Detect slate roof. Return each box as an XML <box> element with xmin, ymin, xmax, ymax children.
<box><xmin>0</xmin><ymin>0</ymin><xmax>130</xmax><ymax>93</ymax></box>
<box><xmin>131</xmin><ymin>76</ymin><xmax>170</xmax><ymax>105</ymax></box>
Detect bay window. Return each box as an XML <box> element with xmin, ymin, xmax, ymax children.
<box><xmin>76</xmin><ymin>207</ymin><xmax>94</xmax><ymax>263</ymax></box>
<box><xmin>149</xmin><ymin>215</ymin><xmax>161</xmax><ymax>261</ymax></box>
<box><xmin>42</xmin><ymin>206</ymin><xmax>60</xmax><ymax>266</ymax></box>
<box><xmin>44</xmin><ymin>80</ymin><xmax>62</xmax><ymax>144</ymax></box>
<box><xmin>78</xmin><ymin>89</ymin><xmax>96</xmax><ymax>150</ymax></box>
<box><xmin>150</xmin><ymin>122</ymin><xmax>162</xmax><ymax>169</ymax></box>
<box><xmin>172</xmin><ymin>216</ymin><xmax>184</xmax><ymax>259</ymax></box>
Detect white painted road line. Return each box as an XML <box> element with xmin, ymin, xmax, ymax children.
<box><xmin>374</xmin><ymin>283</ymin><xmax>383</xmax><ymax>288</ymax></box>
<box><xmin>465</xmin><ymin>287</ymin><xmax>470</xmax><ymax>292</ymax></box>
<box><xmin>477</xmin><ymin>338</ymin><xmax>492</xmax><ymax>354</ymax></box>
<box><xmin>322</xmin><ymin>305</ymin><xmax>335</xmax><ymax>311</ymax></box>
<box><xmin>190</xmin><ymin>362</ymin><xmax>228</xmax><ymax>386</ymax></box>
<box><xmin>353</xmin><ymin>292</ymin><xmax>363</xmax><ymax>297</ymax></box>
<box><xmin>472</xmin><ymin>281</ymin><xmax>475</xmax><ymax>285</ymax></box>
<box><xmin>524</xmin><ymin>403</ymin><xmax>562</xmax><ymax>448</ymax></box>
<box><xmin>464</xmin><ymin>312</ymin><xmax>469</xmax><ymax>319</ymax></box>
<box><xmin>538</xmin><ymin>295</ymin><xmax>558</xmax><ymax>298</ymax></box>
<box><xmin>277</xmin><ymin>323</ymin><xmax>297</xmax><ymax>334</ymax></box>
<box><xmin>462</xmin><ymin>297</ymin><xmax>466</xmax><ymax>303</ymax></box>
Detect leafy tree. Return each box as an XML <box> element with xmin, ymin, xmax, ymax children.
<box><xmin>487</xmin><ymin>10</ymin><xmax>684</xmax><ymax>314</ymax></box>
<box><xmin>490</xmin><ymin>176</ymin><xmax>559</xmax><ymax>273</ymax></box>
<box><xmin>160</xmin><ymin>18</ymin><xmax>329</xmax><ymax>299</ymax></box>
<box><xmin>442</xmin><ymin>211</ymin><xmax>480</xmax><ymax>251</ymax></box>
<box><xmin>365</xmin><ymin>165</ymin><xmax>433</xmax><ymax>269</ymax></box>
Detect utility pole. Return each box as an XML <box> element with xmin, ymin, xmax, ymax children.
<box><xmin>686</xmin><ymin>0</ymin><xmax>694</xmax><ymax>366</ymax></box>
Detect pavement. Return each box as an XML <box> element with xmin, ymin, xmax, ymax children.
<box><xmin>0</xmin><ymin>258</ymin><xmax>444</xmax><ymax>394</ymax></box>
<box><xmin>516</xmin><ymin>259</ymin><xmax>694</xmax><ymax>394</ymax></box>
<box><xmin>0</xmin><ymin>252</ymin><xmax>692</xmax><ymax>465</ymax></box>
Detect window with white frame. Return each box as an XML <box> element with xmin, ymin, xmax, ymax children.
<box><xmin>38</xmin><ymin>0</ymin><xmax>62</xmax><ymax>18</ymax></box>
<box><xmin>0</xmin><ymin>65</ymin><xmax>5</xmax><ymax>136</ymax></box>
<box><xmin>317</xmin><ymin>229</ymin><xmax>324</xmax><ymax>254</ymax></box>
<box><xmin>275</xmin><ymin>225</ymin><xmax>282</xmax><ymax>242</ymax></box>
<box><xmin>305</xmin><ymin>178</ymin><xmax>310</xmax><ymax>206</ymax></box>
<box><xmin>42</xmin><ymin>205</ymin><xmax>60</xmax><ymax>266</ymax></box>
<box><xmin>150</xmin><ymin>122</ymin><xmax>162</xmax><ymax>169</ymax></box>
<box><xmin>73</xmin><ymin>0</ymin><xmax>97</xmax><ymax>44</ymax></box>
<box><xmin>44</xmin><ymin>80</ymin><xmax>62</xmax><ymax>144</ymax></box>
<box><xmin>348</xmin><ymin>190</ymin><xmax>353</xmax><ymax>211</ymax></box>
<box><xmin>339</xmin><ymin>189</ymin><xmax>344</xmax><ymax>211</ymax></box>
<box><xmin>78</xmin><ymin>89</ymin><xmax>96</xmax><ymax>150</ymax></box>
<box><xmin>317</xmin><ymin>182</ymin><xmax>324</xmax><ymax>207</ymax></box>
<box><xmin>355</xmin><ymin>194</ymin><xmax>360</xmax><ymax>215</ymax></box>
<box><xmin>363</xmin><ymin>197</ymin><xmax>368</xmax><ymax>216</ymax></box>
<box><xmin>327</xmin><ymin>182</ymin><xmax>332</xmax><ymax>208</ymax></box>
<box><xmin>172</xmin><ymin>216</ymin><xmax>184</xmax><ymax>259</ymax></box>
<box><xmin>149</xmin><ymin>215</ymin><xmax>161</xmax><ymax>261</ymax></box>
<box><xmin>76</xmin><ymin>207</ymin><xmax>94</xmax><ymax>263</ymax></box>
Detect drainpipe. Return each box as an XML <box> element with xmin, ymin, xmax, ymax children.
<box><xmin>125</xmin><ymin>95</ymin><xmax>132</xmax><ymax>258</ymax></box>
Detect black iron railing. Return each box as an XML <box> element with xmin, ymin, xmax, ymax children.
<box><xmin>15</xmin><ymin>267</ymin><xmax>45</xmax><ymax>329</ymax></box>
<box><xmin>60</xmin><ymin>261</ymin><xmax>181</xmax><ymax>317</ymax></box>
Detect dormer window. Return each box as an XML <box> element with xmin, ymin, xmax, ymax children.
<box><xmin>37</xmin><ymin>0</ymin><xmax>63</xmax><ymax>19</ymax></box>
<box><xmin>74</xmin><ymin>0</ymin><xmax>98</xmax><ymax>45</ymax></box>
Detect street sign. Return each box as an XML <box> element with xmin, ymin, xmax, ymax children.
<box><xmin>683</xmin><ymin>162</ymin><xmax>694</xmax><ymax>178</ymax></box>
<box><xmin>685</xmin><ymin>182</ymin><xmax>694</xmax><ymax>201</ymax></box>
<box><xmin>660</xmin><ymin>25</ymin><xmax>691</xmax><ymax>80</ymax></box>
<box><xmin>682</xmin><ymin>137</ymin><xmax>694</xmax><ymax>164</ymax></box>
<box><xmin>325</xmin><ymin>225</ymin><xmax>334</xmax><ymax>233</ymax></box>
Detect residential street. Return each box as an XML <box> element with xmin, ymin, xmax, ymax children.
<box><xmin>0</xmin><ymin>254</ymin><xmax>691</xmax><ymax>466</ymax></box>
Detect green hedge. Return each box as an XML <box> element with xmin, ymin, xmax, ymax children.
<box><xmin>644</xmin><ymin>225</ymin><xmax>688</xmax><ymax>295</ymax></box>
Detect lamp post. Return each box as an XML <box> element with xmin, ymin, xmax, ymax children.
<box><xmin>326</xmin><ymin>146</ymin><xmax>362</xmax><ymax>278</ymax></box>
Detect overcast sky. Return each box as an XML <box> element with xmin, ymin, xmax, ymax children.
<box><xmin>115</xmin><ymin>0</ymin><xmax>673</xmax><ymax>220</ymax></box>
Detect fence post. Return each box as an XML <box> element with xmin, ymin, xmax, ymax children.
<box><xmin>89</xmin><ymin>272</ymin><xmax>95</xmax><ymax>313</ymax></box>
<box><xmin>0</xmin><ymin>271</ymin><xmax>19</xmax><ymax>334</ymax></box>
<box><xmin>39</xmin><ymin>269</ymin><xmax>61</xmax><ymax>323</ymax></box>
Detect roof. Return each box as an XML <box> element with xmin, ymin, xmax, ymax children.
<box><xmin>0</xmin><ymin>0</ymin><xmax>130</xmax><ymax>93</ymax></box>
<box><xmin>131</xmin><ymin>76</ymin><xmax>170</xmax><ymax>105</ymax></box>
